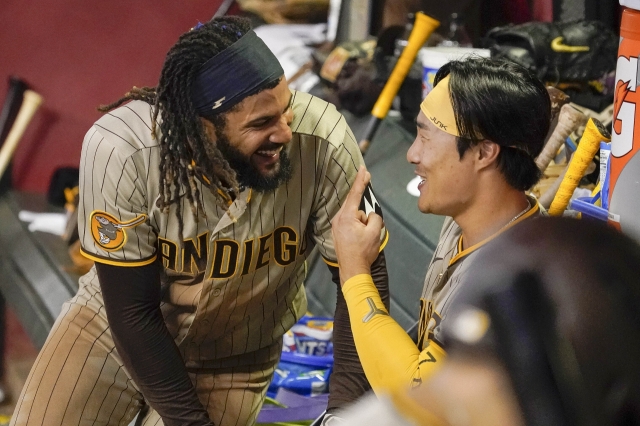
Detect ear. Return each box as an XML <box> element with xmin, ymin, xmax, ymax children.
<box><xmin>475</xmin><ymin>140</ymin><xmax>501</xmax><ymax>170</ymax></box>
<box><xmin>199</xmin><ymin>117</ymin><xmax>217</xmax><ymax>144</ymax></box>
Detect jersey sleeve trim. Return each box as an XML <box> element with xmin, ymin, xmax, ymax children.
<box><xmin>379</xmin><ymin>228</ymin><xmax>390</xmax><ymax>251</ymax></box>
<box><xmin>323</xmin><ymin>257</ymin><xmax>340</xmax><ymax>267</ymax></box>
<box><xmin>81</xmin><ymin>247</ymin><xmax>157</xmax><ymax>267</ymax></box>
<box><xmin>321</xmin><ymin>229</ymin><xmax>390</xmax><ymax>267</ymax></box>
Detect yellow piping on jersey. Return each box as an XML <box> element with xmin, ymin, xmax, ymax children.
<box><xmin>449</xmin><ymin>201</ymin><xmax>540</xmax><ymax>266</ymax></box>
<box><xmin>216</xmin><ymin>188</ymin><xmax>233</xmax><ymax>205</ymax></box>
<box><xmin>216</xmin><ymin>187</ymin><xmax>252</xmax><ymax>206</ymax></box>
<box><xmin>379</xmin><ymin>228</ymin><xmax>390</xmax><ymax>251</ymax></box>
<box><xmin>324</xmin><ymin>258</ymin><xmax>339</xmax><ymax>267</ymax></box>
<box><xmin>193</xmin><ymin>160</ymin><xmax>237</xmax><ymax>206</ymax></box>
<box><xmin>322</xmin><ymin>229</ymin><xmax>389</xmax><ymax>267</ymax></box>
<box><xmin>80</xmin><ymin>247</ymin><xmax>158</xmax><ymax>267</ymax></box>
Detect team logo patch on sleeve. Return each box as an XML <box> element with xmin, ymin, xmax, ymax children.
<box><xmin>90</xmin><ymin>211</ymin><xmax>147</xmax><ymax>251</ymax></box>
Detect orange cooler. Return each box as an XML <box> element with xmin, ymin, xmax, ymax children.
<box><xmin>609</xmin><ymin>7</ymin><xmax>640</xmax><ymax>240</ymax></box>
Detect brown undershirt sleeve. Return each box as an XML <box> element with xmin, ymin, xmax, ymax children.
<box><xmin>96</xmin><ymin>261</ymin><xmax>214</xmax><ymax>426</ymax></box>
<box><xmin>325</xmin><ymin>250</ymin><xmax>390</xmax><ymax>412</ymax></box>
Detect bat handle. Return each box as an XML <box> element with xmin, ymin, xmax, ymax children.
<box><xmin>358</xmin><ymin>12</ymin><xmax>439</xmax><ymax>155</ymax></box>
<box><xmin>358</xmin><ymin>116</ymin><xmax>381</xmax><ymax>155</ymax></box>
<box><xmin>0</xmin><ymin>90</ymin><xmax>43</xmax><ymax>181</ymax></box>
<box><xmin>548</xmin><ymin>118</ymin><xmax>610</xmax><ymax>216</ymax></box>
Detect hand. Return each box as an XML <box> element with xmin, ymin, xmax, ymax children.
<box><xmin>331</xmin><ymin>166</ymin><xmax>384</xmax><ymax>286</ymax></box>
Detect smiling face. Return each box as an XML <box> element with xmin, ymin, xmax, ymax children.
<box><xmin>203</xmin><ymin>77</ymin><xmax>294</xmax><ymax>191</ymax></box>
<box><xmin>407</xmin><ymin>111</ymin><xmax>479</xmax><ymax>217</ymax></box>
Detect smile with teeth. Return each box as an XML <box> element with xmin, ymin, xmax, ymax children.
<box><xmin>256</xmin><ymin>145</ymin><xmax>284</xmax><ymax>157</ymax></box>
<box><xmin>417</xmin><ymin>175</ymin><xmax>426</xmax><ymax>189</ymax></box>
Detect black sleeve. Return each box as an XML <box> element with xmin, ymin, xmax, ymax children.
<box><xmin>95</xmin><ymin>261</ymin><xmax>213</xmax><ymax>426</ymax></box>
<box><xmin>325</xmin><ymin>250</ymin><xmax>390</xmax><ymax>412</ymax></box>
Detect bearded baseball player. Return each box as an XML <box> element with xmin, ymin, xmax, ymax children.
<box><xmin>330</xmin><ymin>57</ymin><xmax>550</xmax><ymax>393</ymax></box>
<box><xmin>10</xmin><ymin>16</ymin><xmax>388</xmax><ymax>426</ymax></box>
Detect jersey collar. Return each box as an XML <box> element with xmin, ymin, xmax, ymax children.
<box><xmin>211</xmin><ymin>187</ymin><xmax>252</xmax><ymax>237</ymax></box>
<box><xmin>449</xmin><ymin>196</ymin><xmax>540</xmax><ymax>266</ymax></box>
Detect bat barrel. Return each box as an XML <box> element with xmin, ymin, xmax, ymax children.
<box><xmin>370</xmin><ymin>12</ymin><xmax>440</xmax><ymax>119</ymax></box>
<box><xmin>0</xmin><ymin>89</ymin><xmax>43</xmax><ymax>181</ymax></box>
<box><xmin>0</xmin><ymin>77</ymin><xmax>28</xmax><ymax>146</ymax></box>
<box><xmin>358</xmin><ymin>12</ymin><xmax>440</xmax><ymax>154</ymax></box>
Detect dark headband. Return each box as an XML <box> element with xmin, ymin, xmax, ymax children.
<box><xmin>191</xmin><ymin>30</ymin><xmax>284</xmax><ymax>116</ymax></box>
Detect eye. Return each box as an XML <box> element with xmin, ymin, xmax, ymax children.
<box><xmin>250</xmin><ymin>117</ymin><xmax>274</xmax><ymax>128</ymax></box>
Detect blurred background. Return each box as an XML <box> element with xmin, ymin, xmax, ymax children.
<box><xmin>0</xmin><ymin>0</ymin><xmax>622</xmax><ymax>193</ymax></box>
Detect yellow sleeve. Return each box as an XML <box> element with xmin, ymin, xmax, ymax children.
<box><xmin>342</xmin><ymin>274</ymin><xmax>446</xmax><ymax>392</ymax></box>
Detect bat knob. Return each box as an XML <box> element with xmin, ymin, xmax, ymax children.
<box><xmin>358</xmin><ymin>139</ymin><xmax>371</xmax><ymax>154</ymax></box>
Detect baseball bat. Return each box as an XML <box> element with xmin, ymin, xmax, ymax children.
<box><xmin>546</xmin><ymin>86</ymin><xmax>570</xmax><ymax>126</ymax></box>
<box><xmin>213</xmin><ymin>0</ymin><xmax>235</xmax><ymax>18</ymax></box>
<box><xmin>0</xmin><ymin>90</ymin><xmax>43</xmax><ymax>181</ymax></box>
<box><xmin>0</xmin><ymin>77</ymin><xmax>28</xmax><ymax>146</ymax></box>
<box><xmin>548</xmin><ymin>118</ymin><xmax>610</xmax><ymax>216</ymax></box>
<box><xmin>535</xmin><ymin>104</ymin><xmax>587</xmax><ymax>172</ymax></box>
<box><xmin>539</xmin><ymin>166</ymin><xmax>566</xmax><ymax>209</ymax></box>
<box><xmin>358</xmin><ymin>12</ymin><xmax>440</xmax><ymax>155</ymax></box>
<box><xmin>544</xmin><ymin>86</ymin><xmax>570</xmax><ymax>143</ymax></box>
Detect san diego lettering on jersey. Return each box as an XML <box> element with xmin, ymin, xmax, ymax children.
<box><xmin>158</xmin><ymin>226</ymin><xmax>300</xmax><ymax>278</ymax></box>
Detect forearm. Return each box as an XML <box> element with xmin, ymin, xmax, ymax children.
<box><xmin>342</xmin><ymin>274</ymin><xmax>446</xmax><ymax>392</ymax></box>
<box><xmin>327</xmin><ymin>251</ymin><xmax>389</xmax><ymax>411</ymax></box>
<box><xmin>96</xmin><ymin>263</ymin><xmax>213</xmax><ymax>426</ymax></box>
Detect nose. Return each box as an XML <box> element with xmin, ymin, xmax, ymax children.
<box><xmin>270</xmin><ymin>109</ymin><xmax>293</xmax><ymax>144</ymax></box>
<box><xmin>407</xmin><ymin>136</ymin><xmax>420</xmax><ymax>164</ymax></box>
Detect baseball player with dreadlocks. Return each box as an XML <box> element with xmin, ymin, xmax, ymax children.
<box><xmin>10</xmin><ymin>16</ymin><xmax>388</xmax><ymax>426</ymax></box>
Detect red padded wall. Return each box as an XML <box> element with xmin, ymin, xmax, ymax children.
<box><xmin>0</xmin><ymin>0</ymin><xmax>226</xmax><ymax>192</ymax></box>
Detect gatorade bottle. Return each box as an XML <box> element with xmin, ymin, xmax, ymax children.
<box><xmin>609</xmin><ymin>5</ymin><xmax>640</xmax><ymax>241</ymax></box>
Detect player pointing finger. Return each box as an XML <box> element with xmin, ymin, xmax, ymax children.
<box><xmin>330</xmin><ymin>57</ymin><xmax>550</xmax><ymax>396</ymax></box>
<box><xmin>332</xmin><ymin>166</ymin><xmax>384</xmax><ymax>286</ymax></box>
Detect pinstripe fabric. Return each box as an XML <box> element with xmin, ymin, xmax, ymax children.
<box><xmin>11</xmin><ymin>269</ymin><xmax>143</xmax><ymax>426</ymax></box>
<box><xmin>417</xmin><ymin>197</ymin><xmax>544</xmax><ymax>349</ymax></box>
<box><xmin>140</xmin><ymin>341</ymin><xmax>281</xmax><ymax>426</ymax></box>
<box><xmin>12</xmin><ymin>90</ymin><xmax>370</xmax><ymax>425</ymax></box>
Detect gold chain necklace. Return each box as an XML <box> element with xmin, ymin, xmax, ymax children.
<box><xmin>505</xmin><ymin>201</ymin><xmax>532</xmax><ymax>228</ymax></box>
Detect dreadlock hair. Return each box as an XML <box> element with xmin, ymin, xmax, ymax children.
<box><xmin>98</xmin><ymin>16</ymin><xmax>260</xmax><ymax>241</ymax></box>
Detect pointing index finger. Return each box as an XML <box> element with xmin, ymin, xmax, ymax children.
<box><xmin>344</xmin><ymin>165</ymin><xmax>370</xmax><ymax>212</ymax></box>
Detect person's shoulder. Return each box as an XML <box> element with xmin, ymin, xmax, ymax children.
<box><xmin>87</xmin><ymin>100</ymin><xmax>159</xmax><ymax>156</ymax></box>
<box><xmin>290</xmin><ymin>90</ymin><xmax>350</xmax><ymax>146</ymax></box>
<box><xmin>527</xmin><ymin>194</ymin><xmax>548</xmax><ymax>217</ymax></box>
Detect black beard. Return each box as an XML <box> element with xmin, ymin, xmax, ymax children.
<box><xmin>214</xmin><ymin>132</ymin><xmax>293</xmax><ymax>193</ymax></box>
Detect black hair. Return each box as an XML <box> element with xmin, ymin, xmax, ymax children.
<box><xmin>433</xmin><ymin>57</ymin><xmax>551</xmax><ymax>191</ymax></box>
<box><xmin>98</xmin><ymin>16</ymin><xmax>281</xmax><ymax>240</ymax></box>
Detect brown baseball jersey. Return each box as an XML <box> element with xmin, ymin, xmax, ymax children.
<box><xmin>11</xmin><ymin>89</ymin><xmax>387</xmax><ymax>426</ymax></box>
<box><xmin>417</xmin><ymin>197</ymin><xmax>543</xmax><ymax>350</ymax></box>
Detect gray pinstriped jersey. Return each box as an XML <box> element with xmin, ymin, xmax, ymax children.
<box><xmin>417</xmin><ymin>198</ymin><xmax>543</xmax><ymax>350</ymax></box>
<box><xmin>78</xmin><ymin>90</ymin><xmax>372</xmax><ymax>361</ymax></box>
